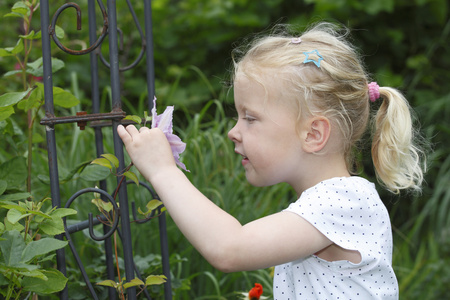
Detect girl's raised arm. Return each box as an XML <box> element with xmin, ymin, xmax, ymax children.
<box><xmin>117</xmin><ymin>125</ymin><xmax>332</xmax><ymax>272</ymax></box>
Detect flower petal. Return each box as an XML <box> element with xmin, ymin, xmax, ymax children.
<box><xmin>166</xmin><ymin>133</ymin><xmax>186</xmax><ymax>154</ymax></box>
<box><xmin>151</xmin><ymin>96</ymin><xmax>158</xmax><ymax>127</ymax></box>
<box><xmin>151</xmin><ymin>96</ymin><xmax>189</xmax><ymax>172</ymax></box>
<box><xmin>156</xmin><ymin>106</ymin><xmax>174</xmax><ymax>133</ymax></box>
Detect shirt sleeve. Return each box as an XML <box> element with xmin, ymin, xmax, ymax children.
<box><xmin>284</xmin><ymin>177</ymin><xmax>392</xmax><ymax>266</ymax></box>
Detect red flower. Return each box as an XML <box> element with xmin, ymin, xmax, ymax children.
<box><xmin>248</xmin><ymin>283</ymin><xmax>263</xmax><ymax>300</ymax></box>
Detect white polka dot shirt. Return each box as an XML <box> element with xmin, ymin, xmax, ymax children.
<box><xmin>273</xmin><ymin>177</ymin><xmax>399</xmax><ymax>299</ymax></box>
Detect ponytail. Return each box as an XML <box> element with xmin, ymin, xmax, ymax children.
<box><xmin>371</xmin><ymin>87</ymin><xmax>426</xmax><ymax>193</ymax></box>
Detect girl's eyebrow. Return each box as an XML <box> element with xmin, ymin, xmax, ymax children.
<box><xmin>235</xmin><ymin>102</ymin><xmax>246</xmax><ymax>111</ymax></box>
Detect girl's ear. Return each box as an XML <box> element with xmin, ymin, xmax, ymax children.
<box><xmin>302</xmin><ymin>116</ymin><xmax>331</xmax><ymax>153</ymax></box>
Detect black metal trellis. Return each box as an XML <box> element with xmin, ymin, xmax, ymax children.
<box><xmin>39</xmin><ymin>0</ymin><xmax>172</xmax><ymax>299</ymax></box>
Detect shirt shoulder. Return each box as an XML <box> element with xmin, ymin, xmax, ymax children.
<box><xmin>284</xmin><ymin>177</ymin><xmax>392</xmax><ymax>257</ymax></box>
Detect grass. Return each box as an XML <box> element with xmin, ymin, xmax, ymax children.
<box><xmin>6</xmin><ymin>66</ymin><xmax>448</xmax><ymax>299</ymax></box>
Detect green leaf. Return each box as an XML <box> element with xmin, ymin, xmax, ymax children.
<box><xmin>52</xmin><ymin>86</ymin><xmax>80</xmax><ymax>108</ymax></box>
<box><xmin>91</xmin><ymin>198</ymin><xmax>114</xmax><ymax>212</ymax></box>
<box><xmin>96</xmin><ymin>279</ymin><xmax>118</xmax><ymax>288</ymax></box>
<box><xmin>3</xmin><ymin>217</ymin><xmax>25</xmax><ymax>232</ymax></box>
<box><xmin>17</xmin><ymin>269</ymin><xmax>47</xmax><ymax>280</ymax></box>
<box><xmin>0</xmin><ymin>106</ymin><xmax>15</xmax><ymax>121</ymax></box>
<box><xmin>0</xmin><ymin>89</ymin><xmax>32</xmax><ymax>108</ymax></box>
<box><xmin>22</xmin><ymin>269</ymin><xmax>68</xmax><ymax>294</ymax></box>
<box><xmin>145</xmin><ymin>275</ymin><xmax>167</xmax><ymax>286</ymax></box>
<box><xmin>10</xmin><ymin>2</ymin><xmax>30</xmax><ymax>17</ymax></box>
<box><xmin>0</xmin><ymin>39</ymin><xmax>24</xmax><ymax>57</ymax></box>
<box><xmin>0</xmin><ymin>180</ymin><xmax>7</xmax><ymax>195</ymax></box>
<box><xmin>60</xmin><ymin>160</ymin><xmax>91</xmax><ymax>183</ymax></box>
<box><xmin>147</xmin><ymin>199</ymin><xmax>163</xmax><ymax>211</ymax></box>
<box><xmin>101</xmin><ymin>154</ymin><xmax>119</xmax><ymax>168</ymax></box>
<box><xmin>144</xmin><ymin>110</ymin><xmax>152</xmax><ymax>124</ymax></box>
<box><xmin>22</xmin><ymin>238</ymin><xmax>68</xmax><ymax>263</ymax></box>
<box><xmin>19</xmin><ymin>30</ymin><xmax>35</xmax><ymax>39</ymax></box>
<box><xmin>0</xmin><ymin>230</ymin><xmax>26</xmax><ymax>266</ymax></box>
<box><xmin>80</xmin><ymin>164</ymin><xmax>111</xmax><ymax>181</ymax></box>
<box><xmin>139</xmin><ymin>199</ymin><xmax>164</xmax><ymax>216</ymax></box>
<box><xmin>19</xmin><ymin>30</ymin><xmax>41</xmax><ymax>40</ymax></box>
<box><xmin>38</xmin><ymin>215</ymin><xmax>65</xmax><ymax>235</ymax></box>
<box><xmin>55</xmin><ymin>25</ymin><xmax>65</xmax><ymax>39</ymax></box>
<box><xmin>91</xmin><ymin>157</ymin><xmax>113</xmax><ymax>169</ymax></box>
<box><xmin>2</xmin><ymin>70</ymin><xmax>22</xmax><ymax>77</ymax></box>
<box><xmin>0</xmin><ymin>192</ymin><xmax>32</xmax><ymax>201</ymax></box>
<box><xmin>123</xmin><ymin>278</ymin><xmax>145</xmax><ymax>289</ymax></box>
<box><xmin>124</xmin><ymin>171</ymin><xmax>139</xmax><ymax>186</ymax></box>
<box><xmin>50</xmin><ymin>208</ymin><xmax>77</xmax><ymax>218</ymax></box>
<box><xmin>0</xmin><ymin>203</ymin><xmax>27</xmax><ymax>213</ymax></box>
<box><xmin>27</xmin><ymin>209</ymin><xmax>51</xmax><ymax>220</ymax></box>
<box><xmin>123</xmin><ymin>115</ymin><xmax>142</xmax><ymax>124</ymax></box>
<box><xmin>7</xmin><ymin>208</ymin><xmax>31</xmax><ymax>224</ymax></box>
<box><xmin>0</xmin><ymin>39</ymin><xmax>23</xmax><ymax>57</ymax></box>
<box><xmin>17</xmin><ymin>87</ymin><xmax>42</xmax><ymax>111</ymax></box>
<box><xmin>0</xmin><ymin>157</ymin><xmax>27</xmax><ymax>190</ymax></box>
<box><xmin>28</xmin><ymin>58</ymin><xmax>65</xmax><ymax>77</ymax></box>
<box><xmin>3</xmin><ymin>12</ymin><xmax>24</xmax><ymax>19</ymax></box>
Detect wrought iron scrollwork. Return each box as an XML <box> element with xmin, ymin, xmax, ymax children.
<box><xmin>63</xmin><ymin>187</ymin><xmax>119</xmax><ymax>299</ymax></box>
<box><xmin>98</xmin><ymin>0</ymin><xmax>146</xmax><ymax>71</ymax></box>
<box><xmin>49</xmin><ymin>1</ymin><xmax>108</xmax><ymax>55</ymax></box>
<box><xmin>64</xmin><ymin>187</ymin><xmax>120</xmax><ymax>241</ymax></box>
<box><xmin>40</xmin><ymin>0</ymin><xmax>171</xmax><ymax>297</ymax></box>
<box><xmin>128</xmin><ymin>180</ymin><xmax>163</xmax><ymax>224</ymax></box>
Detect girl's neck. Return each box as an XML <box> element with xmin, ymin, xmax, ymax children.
<box><xmin>292</xmin><ymin>153</ymin><xmax>350</xmax><ymax>197</ymax></box>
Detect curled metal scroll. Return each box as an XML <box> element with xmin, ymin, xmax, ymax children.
<box><xmin>49</xmin><ymin>1</ymin><xmax>108</xmax><ymax>55</ymax></box>
<box><xmin>98</xmin><ymin>0</ymin><xmax>146</xmax><ymax>71</ymax></box>
<box><xmin>127</xmin><ymin>180</ymin><xmax>164</xmax><ymax>224</ymax></box>
<box><xmin>65</xmin><ymin>187</ymin><xmax>120</xmax><ymax>241</ymax></box>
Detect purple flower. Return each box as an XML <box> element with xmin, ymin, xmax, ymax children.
<box><xmin>151</xmin><ymin>96</ymin><xmax>189</xmax><ymax>172</ymax></box>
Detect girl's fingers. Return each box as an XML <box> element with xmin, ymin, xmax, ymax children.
<box><xmin>117</xmin><ymin>124</ymin><xmax>136</xmax><ymax>143</ymax></box>
<box><xmin>125</xmin><ymin>124</ymin><xmax>139</xmax><ymax>136</ymax></box>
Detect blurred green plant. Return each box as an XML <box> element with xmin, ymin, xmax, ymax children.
<box><xmin>86</xmin><ymin>159</ymin><xmax>168</xmax><ymax>299</ymax></box>
<box><xmin>0</xmin><ymin>196</ymin><xmax>77</xmax><ymax>299</ymax></box>
<box><xmin>1</xmin><ymin>0</ymin><xmax>448</xmax><ymax>298</ymax></box>
<box><xmin>0</xmin><ymin>1</ymin><xmax>81</xmax><ymax>298</ymax></box>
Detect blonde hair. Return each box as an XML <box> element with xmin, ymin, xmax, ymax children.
<box><xmin>232</xmin><ymin>22</ymin><xmax>426</xmax><ymax>193</ymax></box>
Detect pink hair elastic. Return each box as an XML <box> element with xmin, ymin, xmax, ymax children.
<box><xmin>368</xmin><ymin>82</ymin><xmax>380</xmax><ymax>102</ymax></box>
<box><xmin>290</xmin><ymin>37</ymin><xmax>302</xmax><ymax>44</ymax></box>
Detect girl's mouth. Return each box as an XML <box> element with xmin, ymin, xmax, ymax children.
<box><xmin>235</xmin><ymin>150</ymin><xmax>249</xmax><ymax>166</ymax></box>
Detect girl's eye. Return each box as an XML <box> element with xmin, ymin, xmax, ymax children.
<box><xmin>243</xmin><ymin>116</ymin><xmax>256</xmax><ymax>123</ymax></box>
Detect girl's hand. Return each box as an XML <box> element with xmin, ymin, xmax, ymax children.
<box><xmin>117</xmin><ymin>124</ymin><xmax>177</xmax><ymax>181</ymax></box>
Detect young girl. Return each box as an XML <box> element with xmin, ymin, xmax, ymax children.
<box><xmin>117</xmin><ymin>23</ymin><xmax>425</xmax><ymax>299</ymax></box>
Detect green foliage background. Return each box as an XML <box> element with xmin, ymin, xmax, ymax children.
<box><xmin>0</xmin><ymin>0</ymin><xmax>449</xmax><ymax>299</ymax></box>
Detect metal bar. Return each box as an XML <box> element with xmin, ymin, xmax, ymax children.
<box><xmin>117</xmin><ymin>229</ymin><xmax>153</xmax><ymax>300</ymax></box>
<box><xmin>87</xmin><ymin>0</ymin><xmax>116</xmax><ymax>297</ymax></box>
<box><xmin>64</xmin><ymin>231</ymin><xmax>100</xmax><ymax>300</ymax></box>
<box><xmin>40</xmin><ymin>0</ymin><xmax>68</xmax><ymax>299</ymax></box>
<box><xmin>143</xmin><ymin>1</ymin><xmax>172</xmax><ymax>297</ymax></box>
<box><xmin>40</xmin><ymin>110</ymin><xmax>126</xmax><ymax>126</ymax></box>
<box><xmin>66</xmin><ymin>214</ymin><xmax>108</xmax><ymax>234</ymax></box>
<box><xmin>158</xmin><ymin>212</ymin><xmax>173</xmax><ymax>298</ymax></box>
<box><xmin>107</xmin><ymin>0</ymin><xmax>137</xmax><ymax>298</ymax></box>
<box><xmin>98</xmin><ymin>0</ymin><xmax>146</xmax><ymax>72</ymax></box>
<box><xmin>143</xmin><ymin>0</ymin><xmax>156</xmax><ymax>111</ymax></box>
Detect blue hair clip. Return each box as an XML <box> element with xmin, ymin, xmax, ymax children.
<box><xmin>303</xmin><ymin>50</ymin><xmax>323</xmax><ymax>68</ymax></box>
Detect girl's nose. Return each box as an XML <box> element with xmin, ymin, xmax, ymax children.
<box><xmin>228</xmin><ymin>123</ymin><xmax>240</xmax><ymax>142</ymax></box>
